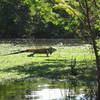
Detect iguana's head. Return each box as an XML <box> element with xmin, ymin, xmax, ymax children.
<box><xmin>49</xmin><ymin>47</ymin><xmax>56</xmax><ymax>54</ymax></box>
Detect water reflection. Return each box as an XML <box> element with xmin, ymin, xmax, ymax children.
<box><xmin>0</xmin><ymin>79</ymin><xmax>96</xmax><ymax>100</ymax></box>
<box><xmin>25</xmin><ymin>88</ymin><xmax>86</xmax><ymax>100</ymax></box>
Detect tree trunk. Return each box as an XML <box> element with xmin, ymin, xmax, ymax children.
<box><xmin>96</xmin><ymin>69</ymin><xmax>100</xmax><ymax>100</ymax></box>
<box><xmin>92</xmin><ymin>39</ymin><xmax>100</xmax><ymax>100</ymax></box>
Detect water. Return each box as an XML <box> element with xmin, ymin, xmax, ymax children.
<box><xmin>0</xmin><ymin>78</ymin><xmax>96</xmax><ymax>100</ymax></box>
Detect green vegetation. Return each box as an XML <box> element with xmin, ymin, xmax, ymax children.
<box><xmin>0</xmin><ymin>0</ymin><xmax>77</xmax><ymax>38</ymax></box>
<box><xmin>0</xmin><ymin>0</ymin><xmax>99</xmax><ymax>39</ymax></box>
<box><xmin>0</xmin><ymin>0</ymin><xmax>100</xmax><ymax>99</ymax></box>
<box><xmin>0</xmin><ymin>42</ymin><xmax>95</xmax><ymax>81</ymax></box>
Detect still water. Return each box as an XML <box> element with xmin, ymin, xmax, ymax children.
<box><xmin>0</xmin><ymin>78</ymin><xmax>96</xmax><ymax>100</ymax></box>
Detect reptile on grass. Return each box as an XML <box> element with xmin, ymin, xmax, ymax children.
<box><xmin>3</xmin><ymin>47</ymin><xmax>56</xmax><ymax>57</ymax></box>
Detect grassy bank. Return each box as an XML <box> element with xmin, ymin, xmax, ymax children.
<box><xmin>0</xmin><ymin>42</ymin><xmax>96</xmax><ymax>80</ymax></box>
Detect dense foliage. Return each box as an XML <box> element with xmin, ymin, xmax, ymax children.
<box><xmin>0</xmin><ymin>0</ymin><xmax>33</xmax><ymax>38</ymax></box>
<box><xmin>0</xmin><ymin>0</ymin><xmax>79</xmax><ymax>38</ymax></box>
<box><xmin>0</xmin><ymin>0</ymin><xmax>99</xmax><ymax>39</ymax></box>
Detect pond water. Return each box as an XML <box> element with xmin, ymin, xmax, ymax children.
<box><xmin>0</xmin><ymin>78</ymin><xmax>96</xmax><ymax>100</ymax></box>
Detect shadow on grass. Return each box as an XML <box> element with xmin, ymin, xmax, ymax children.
<box><xmin>0</xmin><ymin>59</ymin><xmax>97</xmax><ymax>80</ymax></box>
<box><xmin>1</xmin><ymin>62</ymin><xmax>69</xmax><ymax>79</ymax></box>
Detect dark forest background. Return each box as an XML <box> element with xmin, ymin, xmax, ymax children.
<box><xmin>0</xmin><ymin>0</ymin><xmax>79</xmax><ymax>39</ymax></box>
<box><xmin>0</xmin><ymin>0</ymin><xmax>99</xmax><ymax>39</ymax></box>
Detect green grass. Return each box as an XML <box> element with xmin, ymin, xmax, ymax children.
<box><xmin>0</xmin><ymin>42</ymin><xmax>96</xmax><ymax>80</ymax></box>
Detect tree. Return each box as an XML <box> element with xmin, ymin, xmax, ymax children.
<box><xmin>24</xmin><ymin>0</ymin><xmax>79</xmax><ymax>38</ymax></box>
<box><xmin>54</xmin><ymin>0</ymin><xmax>100</xmax><ymax>99</ymax></box>
<box><xmin>32</xmin><ymin>15</ymin><xmax>76</xmax><ymax>38</ymax></box>
<box><xmin>0</xmin><ymin>0</ymin><xmax>78</xmax><ymax>38</ymax></box>
<box><xmin>0</xmin><ymin>0</ymin><xmax>32</xmax><ymax>38</ymax></box>
<box><xmin>70</xmin><ymin>0</ymin><xmax>100</xmax><ymax>99</ymax></box>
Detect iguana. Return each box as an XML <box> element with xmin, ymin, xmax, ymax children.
<box><xmin>4</xmin><ymin>47</ymin><xmax>56</xmax><ymax>57</ymax></box>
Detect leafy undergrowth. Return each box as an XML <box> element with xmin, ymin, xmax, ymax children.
<box><xmin>0</xmin><ymin>43</ymin><xmax>96</xmax><ymax>81</ymax></box>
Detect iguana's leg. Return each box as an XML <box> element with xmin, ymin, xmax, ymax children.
<box><xmin>46</xmin><ymin>53</ymin><xmax>49</xmax><ymax>57</ymax></box>
<box><xmin>46</xmin><ymin>50</ymin><xmax>49</xmax><ymax>57</ymax></box>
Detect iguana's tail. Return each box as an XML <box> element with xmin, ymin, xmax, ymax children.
<box><xmin>0</xmin><ymin>49</ymin><xmax>28</xmax><ymax>56</ymax></box>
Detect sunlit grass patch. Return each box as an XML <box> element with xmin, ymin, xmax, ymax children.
<box><xmin>0</xmin><ymin>42</ymin><xmax>95</xmax><ymax>80</ymax></box>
